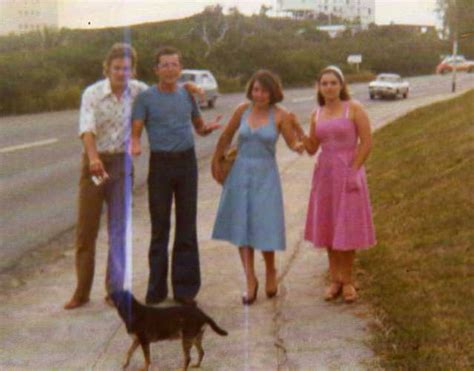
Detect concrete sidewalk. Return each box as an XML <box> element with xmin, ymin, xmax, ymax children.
<box><xmin>2</xmin><ymin>91</ymin><xmax>467</xmax><ymax>370</ymax></box>
<box><xmin>0</xmin><ymin>139</ymin><xmax>377</xmax><ymax>371</ymax></box>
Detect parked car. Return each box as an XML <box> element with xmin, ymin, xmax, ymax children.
<box><xmin>436</xmin><ymin>55</ymin><xmax>474</xmax><ymax>74</ymax></box>
<box><xmin>368</xmin><ymin>73</ymin><xmax>410</xmax><ymax>100</ymax></box>
<box><xmin>178</xmin><ymin>69</ymin><xmax>219</xmax><ymax>108</ymax></box>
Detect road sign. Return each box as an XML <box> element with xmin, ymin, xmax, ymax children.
<box><xmin>347</xmin><ymin>54</ymin><xmax>362</xmax><ymax>64</ymax></box>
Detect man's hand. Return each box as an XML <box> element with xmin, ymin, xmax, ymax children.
<box><xmin>184</xmin><ymin>82</ymin><xmax>205</xmax><ymax>102</ymax></box>
<box><xmin>89</xmin><ymin>158</ymin><xmax>109</xmax><ymax>180</ymax></box>
<box><xmin>131</xmin><ymin>138</ymin><xmax>142</xmax><ymax>156</ymax></box>
<box><xmin>204</xmin><ymin>115</ymin><xmax>223</xmax><ymax>134</ymax></box>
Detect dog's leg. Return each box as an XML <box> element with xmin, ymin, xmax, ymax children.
<box><xmin>181</xmin><ymin>337</ymin><xmax>193</xmax><ymax>371</ymax></box>
<box><xmin>123</xmin><ymin>337</ymin><xmax>140</xmax><ymax>369</ymax></box>
<box><xmin>191</xmin><ymin>330</ymin><xmax>205</xmax><ymax>368</ymax></box>
<box><xmin>138</xmin><ymin>340</ymin><xmax>151</xmax><ymax>371</ymax></box>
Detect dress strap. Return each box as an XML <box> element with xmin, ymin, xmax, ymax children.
<box><xmin>344</xmin><ymin>101</ymin><xmax>350</xmax><ymax>119</ymax></box>
<box><xmin>315</xmin><ymin>106</ymin><xmax>322</xmax><ymax>122</ymax></box>
<box><xmin>241</xmin><ymin>104</ymin><xmax>252</xmax><ymax>125</ymax></box>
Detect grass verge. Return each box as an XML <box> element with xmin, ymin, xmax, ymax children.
<box><xmin>359</xmin><ymin>89</ymin><xmax>474</xmax><ymax>370</ymax></box>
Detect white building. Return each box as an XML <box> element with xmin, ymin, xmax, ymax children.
<box><xmin>0</xmin><ymin>0</ymin><xmax>58</xmax><ymax>36</ymax></box>
<box><xmin>278</xmin><ymin>0</ymin><xmax>375</xmax><ymax>26</ymax></box>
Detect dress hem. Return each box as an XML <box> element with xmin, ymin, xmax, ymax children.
<box><xmin>212</xmin><ymin>236</ymin><xmax>286</xmax><ymax>252</ymax></box>
<box><xmin>304</xmin><ymin>238</ymin><xmax>377</xmax><ymax>251</ymax></box>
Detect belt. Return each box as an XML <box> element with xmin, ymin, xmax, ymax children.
<box><xmin>99</xmin><ymin>152</ymin><xmax>126</xmax><ymax>158</ymax></box>
<box><xmin>82</xmin><ymin>152</ymin><xmax>126</xmax><ymax>160</ymax></box>
<box><xmin>150</xmin><ymin>147</ymin><xmax>195</xmax><ymax>160</ymax></box>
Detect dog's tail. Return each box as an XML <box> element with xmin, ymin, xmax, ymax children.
<box><xmin>204</xmin><ymin>314</ymin><xmax>228</xmax><ymax>336</ymax></box>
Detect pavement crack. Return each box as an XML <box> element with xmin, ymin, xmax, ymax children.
<box><xmin>91</xmin><ymin>321</ymin><xmax>122</xmax><ymax>369</ymax></box>
<box><xmin>273</xmin><ymin>235</ymin><xmax>304</xmax><ymax>370</ymax></box>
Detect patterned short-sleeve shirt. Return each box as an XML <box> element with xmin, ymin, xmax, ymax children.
<box><xmin>79</xmin><ymin>78</ymin><xmax>149</xmax><ymax>153</ymax></box>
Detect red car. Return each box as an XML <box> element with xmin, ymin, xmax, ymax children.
<box><xmin>436</xmin><ymin>55</ymin><xmax>474</xmax><ymax>74</ymax></box>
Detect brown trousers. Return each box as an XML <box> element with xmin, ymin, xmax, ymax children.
<box><xmin>72</xmin><ymin>153</ymin><xmax>132</xmax><ymax>301</ymax></box>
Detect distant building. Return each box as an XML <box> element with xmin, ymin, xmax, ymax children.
<box><xmin>317</xmin><ymin>24</ymin><xmax>349</xmax><ymax>38</ymax></box>
<box><xmin>278</xmin><ymin>0</ymin><xmax>375</xmax><ymax>26</ymax></box>
<box><xmin>379</xmin><ymin>24</ymin><xmax>437</xmax><ymax>35</ymax></box>
<box><xmin>0</xmin><ymin>0</ymin><xmax>58</xmax><ymax>36</ymax></box>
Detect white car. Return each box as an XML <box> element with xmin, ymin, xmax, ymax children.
<box><xmin>178</xmin><ymin>69</ymin><xmax>219</xmax><ymax>108</ymax></box>
<box><xmin>369</xmin><ymin>73</ymin><xmax>410</xmax><ymax>100</ymax></box>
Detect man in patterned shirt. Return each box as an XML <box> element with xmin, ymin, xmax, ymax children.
<box><xmin>63</xmin><ymin>43</ymin><xmax>148</xmax><ymax>309</ymax></box>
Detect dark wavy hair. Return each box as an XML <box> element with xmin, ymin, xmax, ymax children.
<box><xmin>317</xmin><ymin>67</ymin><xmax>351</xmax><ymax>106</ymax></box>
<box><xmin>246</xmin><ymin>69</ymin><xmax>284</xmax><ymax>105</ymax></box>
<box><xmin>154</xmin><ymin>46</ymin><xmax>182</xmax><ymax>65</ymax></box>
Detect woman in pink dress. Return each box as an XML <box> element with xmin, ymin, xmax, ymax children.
<box><xmin>297</xmin><ymin>66</ymin><xmax>376</xmax><ymax>303</ymax></box>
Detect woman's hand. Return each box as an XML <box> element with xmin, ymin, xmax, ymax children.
<box><xmin>292</xmin><ymin>141</ymin><xmax>305</xmax><ymax>154</ymax></box>
<box><xmin>288</xmin><ymin>113</ymin><xmax>306</xmax><ymax>140</ymax></box>
<box><xmin>211</xmin><ymin>158</ymin><xmax>225</xmax><ymax>184</ymax></box>
<box><xmin>346</xmin><ymin>167</ymin><xmax>362</xmax><ymax>192</ymax></box>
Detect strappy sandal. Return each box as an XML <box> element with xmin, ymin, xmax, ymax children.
<box><xmin>342</xmin><ymin>284</ymin><xmax>358</xmax><ymax>303</ymax></box>
<box><xmin>324</xmin><ymin>282</ymin><xmax>342</xmax><ymax>301</ymax></box>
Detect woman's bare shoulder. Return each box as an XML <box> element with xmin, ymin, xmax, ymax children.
<box><xmin>348</xmin><ymin>99</ymin><xmax>364</xmax><ymax>111</ymax></box>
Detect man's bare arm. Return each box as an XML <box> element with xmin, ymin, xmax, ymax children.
<box><xmin>131</xmin><ymin>119</ymin><xmax>145</xmax><ymax>156</ymax></box>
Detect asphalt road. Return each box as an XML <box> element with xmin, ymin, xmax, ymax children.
<box><xmin>1</xmin><ymin>73</ymin><xmax>473</xmax><ymax>271</ymax></box>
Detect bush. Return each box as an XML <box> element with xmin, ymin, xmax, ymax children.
<box><xmin>45</xmin><ymin>83</ymin><xmax>82</xmax><ymax>111</ymax></box>
<box><xmin>216</xmin><ymin>75</ymin><xmax>243</xmax><ymax>93</ymax></box>
<box><xmin>0</xmin><ymin>14</ymin><xmax>452</xmax><ymax>116</ymax></box>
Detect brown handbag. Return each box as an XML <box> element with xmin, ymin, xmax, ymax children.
<box><xmin>218</xmin><ymin>146</ymin><xmax>238</xmax><ymax>183</ymax></box>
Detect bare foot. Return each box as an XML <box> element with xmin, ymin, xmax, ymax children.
<box><xmin>64</xmin><ymin>297</ymin><xmax>89</xmax><ymax>310</ymax></box>
<box><xmin>104</xmin><ymin>295</ymin><xmax>114</xmax><ymax>307</ymax></box>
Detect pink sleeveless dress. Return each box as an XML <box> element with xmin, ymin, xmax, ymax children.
<box><xmin>304</xmin><ymin>102</ymin><xmax>376</xmax><ymax>251</ymax></box>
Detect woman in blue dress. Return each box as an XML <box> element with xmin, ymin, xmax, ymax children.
<box><xmin>212</xmin><ymin>70</ymin><xmax>304</xmax><ymax>305</ymax></box>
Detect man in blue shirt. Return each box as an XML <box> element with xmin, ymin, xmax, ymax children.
<box><xmin>131</xmin><ymin>46</ymin><xmax>221</xmax><ymax>305</ymax></box>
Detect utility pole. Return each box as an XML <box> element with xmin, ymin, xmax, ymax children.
<box><xmin>451</xmin><ymin>36</ymin><xmax>458</xmax><ymax>93</ymax></box>
<box><xmin>451</xmin><ymin>0</ymin><xmax>458</xmax><ymax>93</ymax></box>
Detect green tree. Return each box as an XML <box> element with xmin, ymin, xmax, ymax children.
<box><xmin>437</xmin><ymin>0</ymin><xmax>474</xmax><ymax>39</ymax></box>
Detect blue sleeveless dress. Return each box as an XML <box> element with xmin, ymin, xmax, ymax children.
<box><xmin>212</xmin><ymin>106</ymin><xmax>286</xmax><ymax>251</ymax></box>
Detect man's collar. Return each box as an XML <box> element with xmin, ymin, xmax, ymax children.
<box><xmin>101</xmin><ymin>78</ymin><xmax>131</xmax><ymax>99</ymax></box>
<box><xmin>100</xmin><ymin>78</ymin><xmax>113</xmax><ymax>99</ymax></box>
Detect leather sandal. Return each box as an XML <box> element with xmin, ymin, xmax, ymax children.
<box><xmin>342</xmin><ymin>284</ymin><xmax>358</xmax><ymax>303</ymax></box>
<box><xmin>324</xmin><ymin>282</ymin><xmax>342</xmax><ymax>301</ymax></box>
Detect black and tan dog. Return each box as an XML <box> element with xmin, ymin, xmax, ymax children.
<box><xmin>110</xmin><ymin>290</ymin><xmax>228</xmax><ymax>370</ymax></box>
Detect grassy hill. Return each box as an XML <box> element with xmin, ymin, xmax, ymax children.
<box><xmin>360</xmin><ymin>89</ymin><xmax>474</xmax><ymax>369</ymax></box>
